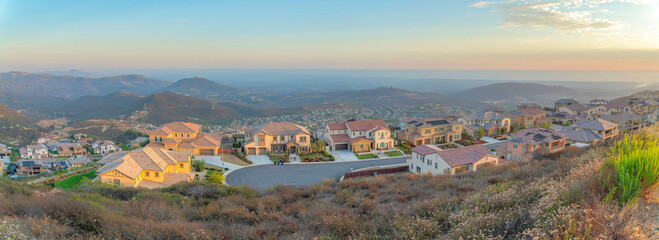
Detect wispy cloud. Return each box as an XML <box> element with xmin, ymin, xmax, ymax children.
<box><xmin>470</xmin><ymin>0</ymin><xmax>647</xmax><ymax>32</ymax></box>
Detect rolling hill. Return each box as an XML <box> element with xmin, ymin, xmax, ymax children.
<box><xmin>0</xmin><ymin>71</ymin><xmax>171</xmax><ymax>99</ymax></box>
<box><xmin>160</xmin><ymin>77</ymin><xmax>248</xmax><ymax>100</ymax></box>
<box><xmin>267</xmin><ymin>87</ymin><xmax>488</xmax><ymax>109</ymax></box>
<box><xmin>451</xmin><ymin>82</ymin><xmax>579</xmax><ymax>107</ymax></box>
<box><xmin>0</xmin><ymin>104</ymin><xmax>35</xmax><ymax>126</ymax></box>
<box><xmin>59</xmin><ymin>91</ymin><xmax>278</xmax><ymax>124</ymax></box>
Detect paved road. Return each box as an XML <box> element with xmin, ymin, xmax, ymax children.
<box><xmin>226</xmin><ymin>157</ymin><xmax>408</xmax><ymax>191</ymax></box>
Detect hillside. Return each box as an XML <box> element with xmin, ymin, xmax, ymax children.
<box><xmin>160</xmin><ymin>77</ymin><xmax>248</xmax><ymax>100</ymax></box>
<box><xmin>59</xmin><ymin>91</ymin><xmax>277</xmax><ymax>124</ymax></box>
<box><xmin>610</xmin><ymin>90</ymin><xmax>659</xmax><ymax>104</ymax></box>
<box><xmin>268</xmin><ymin>87</ymin><xmax>488</xmax><ymax>109</ymax></box>
<box><xmin>452</xmin><ymin>82</ymin><xmax>579</xmax><ymax>107</ymax></box>
<box><xmin>0</xmin><ymin>72</ymin><xmax>171</xmax><ymax>99</ymax></box>
<box><xmin>0</xmin><ymin>104</ymin><xmax>35</xmax><ymax>126</ymax></box>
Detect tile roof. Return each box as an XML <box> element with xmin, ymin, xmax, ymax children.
<box><xmin>509</xmin><ymin>108</ymin><xmax>545</xmax><ymax>116</ymax></box>
<box><xmin>329</xmin><ymin>134</ymin><xmax>351</xmax><ymax>143</ymax></box>
<box><xmin>149</xmin><ymin>122</ymin><xmax>202</xmax><ymax>136</ymax></box>
<box><xmin>345</xmin><ymin>120</ymin><xmax>389</xmax><ymax>132</ymax></box>
<box><xmin>327</xmin><ymin>123</ymin><xmax>348</xmax><ymax>131</ymax></box>
<box><xmin>348</xmin><ymin>136</ymin><xmax>374</xmax><ymax>144</ymax></box>
<box><xmin>601</xmin><ymin>112</ymin><xmax>642</xmax><ymax>122</ymax></box>
<box><xmin>552</xmin><ymin>112</ymin><xmax>575</xmax><ymax>119</ymax></box>
<box><xmin>510</xmin><ymin>128</ymin><xmax>565</xmax><ymax>144</ymax></box>
<box><xmin>97</xmin><ymin>147</ymin><xmax>189</xmax><ymax>179</ymax></box>
<box><xmin>411</xmin><ymin>144</ymin><xmax>442</xmax><ymax>155</ymax></box>
<box><xmin>562</xmin><ymin>128</ymin><xmax>601</xmax><ymax>143</ymax></box>
<box><xmin>603</xmin><ymin>103</ymin><xmax>629</xmax><ymax>110</ymax></box>
<box><xmin>437</xmin><ymin>144</ymin><xmax>496</xmax><ymax>167</ymax></box>
<box><xmin>563</xmin><ymin>104</ymin><xmax>588</xmax><ymax>111</ymax></box>
<box><xmin>252</xmin><ymin>122</ymin><xmax>310</xmax><ymax>135</ymax></box>
<box><xmin>575</xmin><ymin>118</ymin><xmax>617</xmax><ymax>131</ymax></box>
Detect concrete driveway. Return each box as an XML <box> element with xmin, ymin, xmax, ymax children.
<box><xmin>226</xmin><ymin>157</ymin><xmax>407</xmax><ymax>191</ymax></box>
<box><xmin>329</xmin><ymin>150</ymin><xmax>358</xmax><ymax>162</ymax></box>
<box><xmin>246</xmin><ymin>155</ymin><xmax>273</xmax><ymax>165</ymax></box>
<box><xmin>194</xmin><ymin>155</ymin><xmax>241</xmax><ymax>170</ymax></box>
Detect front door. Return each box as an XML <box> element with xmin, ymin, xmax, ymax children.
<box><xmin>290</xmin><ymin>146</ymin><xmax>296</xmax><ymax>154</ymax></box>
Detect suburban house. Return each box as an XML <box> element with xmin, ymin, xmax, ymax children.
<box><xmin>508</xmin><ymin>108</ymin><xmax>550</xmax><ymax>129</ymax></box>
<box><xmin>325</xmin><ymin>119</ymin><xmax>395</xmax><ymax>152</ymax></box>
<box><xmin>499</xmin><ymin>128</ymin><xmax>566</xmax><ymax>161</ymax></box>
<box><xmin>632</xmin><ymin>99</ymin><xmax>659</xmax><ymax>115</ymax></box>
<box><xmin>148</xmin><ymin>122</ymin><xmax>228</xmax><ymax>156</ymax></box>
<box><xmin>97</xmin><ymin>151</ymin><xmax>126</xmax><ymax>167</ymax></box>
<box><xmin>551</xmin><ymin>112</ymin><xmax>577</xmax><ymax>125</ymax></box>
<box><xmin>408</xmin><ymin>144</ymin><xmax>499</xmax><ymax>175</ymax></box>
<box><xmin>555</xmin><ymin>99</ymin><xmax>578</xmax><ymax>110</ymax></box>
<box><xmin>557</xmin><ymin>104</ymin><xmax>590</xmax><ymax>116</ymax></box>
<box><xmin>601</xmin><ymin>103</ymin><xmax>631</xmax><ymax>115</ymax></box>
<box><xmin>68</xmin><ymin>155</ymin><xmax>92</xmax><ymax>167</ymax></box>
<box><xmin>243</xmin><ymin>122</ymin><xmax>311</xmax><ymax>156</ymax></box>
<box><xmin>560</xmin><ymin>118</ymin><xmax>619</xmax><ymax>146</ymax></box>
<box><xmin>96</xmin><ymin>147</ymin><xmax>191</xmax><ymax>188</ymax></box>
<box><xmin>15</xmin><ymin>159</ymin><xmax>70</xmax><ymax>176</ymax></box>
<box><xmin>19</xmin><ymin>144</ymin><xmax>49</xmax><ymax>160</ymax></box>
<box><xmin>601</xmin><ymin>112</ymin><xmax>644</xmax><ymax>132</ymax></box>
<box><xmin>0</xmin><ymin>144</ymin><xmax>10</xmax><ymax>157</ymax></box>
<box><xmin>457</xmin><ymin>110</ymin><xmax>511</xmax><ymax>136</ymax></box>
<box><xmin>399</xmin><ymin>119</ymin><xmax>463</xmax><ymax>146</ymax></box>
<box><xmin>56</xmin><ymin>143</ymin><xmax>87</xmax><ymax>157</ymax></box>
<box><xmin>92</xmin><ymin>141</ymin><xmax>118</xmax><ymax>155</ymax></box>
<box><xmin>518</xmin><ymin>103</ymin><xmax>542</xmax><ymax>110</ymax></box>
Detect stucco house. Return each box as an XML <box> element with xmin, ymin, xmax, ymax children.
<box><xmin>92</xmin><ymin>141</ymin><xmax>118</xmax><ymax>155</ymax></box>
<box><xmin>96</xmin><ymin>147</ymin><xmax>191</xmax><ymax>188</ymax></box>
<box><xmin>19</xmin><ymin>144</ymin><xmax>49</xmax><ymax>160</ymax></box>
<box><xmin>499</xmin><ymin>128</ymin><xmax>566</xmax><ymax>161</ymax></box>
<box><xmin>560</xmin><ymin>118</ymin><xmax>619</xmax><ymax>145</ymax></box>
<box><xmin>399</xmin><ymin>119</ymin><xmax>463</xmax><ymax>146</ymax></box>
<box><xmin>148</xmin><ymin>122</ymin><xmax>227</xmax><ymax>156</ymax></box>
<box><xmin>243</xmin><ymin>122</ymin><xmax>311</xmax><ymax>156</ymax></box>
<box><xmin>408</xmin><ymin>144</ymin><xmax>499</xmax><ymax>175</ymax></box>
<box><xmin>56</xmin><ymin>143</ymin><xmax>87</xmax><ymax>157</ymax></box>
<box><xmin>457</xmin><ymin>110</ymin><xmax>510</xmax><ymax>136</ymax></box>
<box><xmin>601</xmin><ymin>112</ymin><xmax>644</xmax><ymax>132</ymax></box>
<box><xmin>508</xmin><ymin>108</ymin><xmax>550</xmax><ymax>129</ymax></box>
<box><xmin>325</xmin><ymin>119</ymin><xmax>394</xmax><ymax>152</ymax></box>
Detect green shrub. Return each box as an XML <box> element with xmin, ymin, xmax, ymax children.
<box><xmin>191</xmin><ymin>160</ymin><xmax>205</xmax><ymax>172</ymax></box>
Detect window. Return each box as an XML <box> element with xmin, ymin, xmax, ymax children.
<box><xmin>174</xmin><ymin>133</ymin><xmax>178</xmax><ymax>137</ymax></box>
<box><xmin>360</xmin><ymin>144</ymin><xmax>363</xmax><ymax>149</ymax></box>
<box><xmin>179</xmin><ymin>164</ymin><xmax>184</xmax><ymax>168</ymax></box>
<box><xmin>300</xmin><ymin>136</ymin><xmax>307</xmax><ymax>142</ymax></box>
<box><xmin>113</xmin><ymin>179</ymin><xmax>120</xmax><ymax>185</ymax></box>
<box><xmin>155</xmin><ymin>172</ymin><xmax>159</xmax><ymax>177</ymax></box>
<box><xmin>513</xmin><ymin>144</ymin><xmax>517</xmax><ymax>149</ymax></box>
<box><xmin>155</xmin><ymin>137</ymin><xmax>162</xmax><ymax>142</ymax></box>
<box><xmin>428</xmin><ymin>160</ymin><xmax>432</xmax><ymax>166</ymax></box>
<box><xmin>380</xmin><ymin>142</ymin><xmax>385</xmax><ymax>147</ymax></box>
<box><xmin>187</xmin><ymin>134</ymin><xmax>190</xmax><ymax>138</ymax></box>
<box><xmin>435</xmin><ymin>162</ymin><xmax>438</xmax><ymax>169</ymax></box>
<box><xmin>416</xmin><ymin>166</ymin><xmax>421</xmax><ymax>173</ymax></box>
<box><xmin>146</xmin><ymin>172</ymin><xmax>150</xmax><ymax>177</ymax></box>
<box><xmin>425</xmin><ymin>129</ymin><xmax>430</xmax><ymax>134</ymax></box>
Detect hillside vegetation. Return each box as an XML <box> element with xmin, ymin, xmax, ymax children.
<box><xmin>0</xmin><ymin>127</ymin><xmax>656</xmax><ymax>240</ymax></box>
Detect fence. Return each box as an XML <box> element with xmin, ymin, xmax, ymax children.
<box><xmin>343</xmin><ymin>165</ymin><xmax>409</xmax><ymax>179</ymax></box>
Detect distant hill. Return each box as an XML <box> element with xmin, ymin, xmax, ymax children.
<box><xmin>451</xmin><ymin>82</ymin><xmax>579</xmax><ymax>107</ymax></box>
<box><xmin>267</xmin><ymin>87</ymin><xmax>488</xmax><ymax>109</ymax></box>
<box><xmin>0</xmin><ymin>72</ymin><xmax>171</xmax><ymax>99</ymax></box>
<box><xmin>610</xmin><ymin>90</ymin><xmax>659</xmax><ymax>104</ymax></box>
<box><xmin>60</xmin><ymin>91</ymin><xmax>277</xmax><ymax>124</ymax></box>
<box><xmin>39</xmin><ymin>69</ymin><xmax>97</xmax><ymax>77</ymax></box>
<box><xmin>0</xmin><ymin>104</ymin><xmax>35</xmax><ymax>126</ymax></box>
<box><xmin>160</xmin><ymin>77</ymin><xmax>248</xmax><ymax>100</ymax></box>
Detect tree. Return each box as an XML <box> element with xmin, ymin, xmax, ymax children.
<box><xmin>500</xmin><ymin>127</ymin><xmax>508</xmax><ymax>135</ymax></box>
<box><xmin>314</xmin><ymin>139</ymin><xmax>326</xmax><ymax>153</ymax></box>
<box><xmin>540</xmin><ymin>122</ymin><xmax>551</xmax><ymax>129</ymax></box>
<box><xmin>192</xmin><ymin>160</ymin><xmax>206</xmax><ymax>172</ymax></box>
<box><xmin>476</xmin><ymin>127</ymin><xmax>485</xmax><ymax>140</ymax></box>
<box><xmin>205</xmin><ymin>171</ymin><xmax>225</xmax><ymax>184</ymax></box>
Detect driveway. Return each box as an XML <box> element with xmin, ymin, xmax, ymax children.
<box><xmin>194</xmin><ymin>155</ymin><xmax>242</xmax><ymax>170</ymax></box>
<box><xmin>246</xmin><ymin>155</ymin><xmax>273</xmax><ymax>165</ymax></box>
<box><xmin>329</xmin><ymin>150</ymin><xmax>358</xmax><ymax>162</ymax></box>
<box><xmin>226</xmin><ymin>156</ymin><xmax>408</xmax><ymax>191</ymax></box>
<box><xmin>480</xmin><ymin>136</ymin><xmax>501</xmax><ymax>144</ymax></box>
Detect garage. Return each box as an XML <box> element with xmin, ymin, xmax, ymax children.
<box><xmin>199</xmin><ymin>149</ymin><xmax>215</xmax><ymax>156</ymax></box>
<box><xmin>247</xmin><ymin>148</ymin><xmax>256</xmax><ymax>155</ymax></box>
<box><xmin>334</xmin><ymin>143</ymin><xmax>349</xmax><ymax>151</ymax></box>
<box><xmin>257</xmin><ymin>148</ymin><xmax>267</xmax><ymax>155</ymax></box>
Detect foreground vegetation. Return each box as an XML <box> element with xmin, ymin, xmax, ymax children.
<box><xmin>0</xmin><ymin>127</ymin><xmax>657</xmax><ymax>239</ymax></box>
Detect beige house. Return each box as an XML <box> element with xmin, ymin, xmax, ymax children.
<box><xmin>408</xmin><ymin>144</ymin><xmax>499</xmax><ymax>175</ymax></box>
<box><xmin>499</xmin><ymin>128</ymin><xmax>566</xmax><ymax>161</ymax></box>
<box><xmin>399</xmin><ymin>119</ymin><xmax>463</xmax><ymax>146</ymax></box>
<box><xmin>148</xmin><ymin>122</ymin><xmax>227</xmax><ymax>156</ymax></box>
<box><xmin>243</xmin><ymin>122</ymin><xmax>311</xmax><ymax>156</ymax></box>
<box><xmin>508</xmin><ymin>108</ymin><xmax>550</xmax><ymax>129</ymax></box>
<box><xmin>325</xmin><ymin>119</ymin><xmax>394</xmax><ymax>153</ymax></box>
<box><xmin>601</xmin><ymin>112</ymin><xmax>644</xmax><ymax>132</ymax></box>
<box><xmin>96</xmin><ymin>147</ymin><xmax>191</xmax><ymax>188</ymax></box>
<box><xmin>457</xmin><ymin>110</ymin><xmax>511</xmax><ymax>136</ymax></box>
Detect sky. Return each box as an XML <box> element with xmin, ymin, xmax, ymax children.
<box><xmin>1</xmin><ymin>0</ymin><xmax>658</xmax><ymax>73</ymax></box>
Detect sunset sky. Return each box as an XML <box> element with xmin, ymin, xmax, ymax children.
<box><xmin>1</xmin><ymin>0</ymin><xmax>658</xmax><ymax>71</ymax></box>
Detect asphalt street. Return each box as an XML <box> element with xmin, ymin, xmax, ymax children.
<box><xmin>225</xmin><ymin>157</ymin><xmax>408</xmax><ymax>191</ymax></box>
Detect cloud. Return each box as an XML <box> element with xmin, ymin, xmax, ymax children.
<box><xmin>469</xmin><ymin>0</ymin><xmax>646</xmax><ymax>32</ymax></box>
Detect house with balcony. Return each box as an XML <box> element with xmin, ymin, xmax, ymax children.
<box><xmin>243</xmin><ymin>122</ymin><xmax>311</xmax><ymax>156</ymax></box>
<box><xmin>325</xmin><ymin>119</ymin><xmax>394</xmax><ymax>152</ymax></box>
<box><xmin>457</xmin><ymin>110</ymin><xmax>510</xmax><ymax>136</ymax></box>
<box><xmin>147</xmin><ymin>122</ymin><xmax>228</xmax><ymax>156</ymax></box>
<box><xmin>508</xmin><ymin>108</ymin><xmax>550</xmax><ymax>129</ymax></box>
<box><xmin>408</xmin><ymin>144</ymin><xmax>499</xmax><ymax>175</ymax></box>
<box><xmin>499</xmin><ymin>128</ymin><xmax>566</xmax><ymax>161</ymax></box>
<box><xmin>19</xmin><ymin>144</ymin><xmax>49</xmax><ymax>160</ymax></box>
<box><xmin>560</xmin><ymin>118</ymin><xmax>619</xmax><ymax>146</ymax></box>
<box><xmin>91</xmin><ymin>141</ymin><xmax>118</xmax><ymax>155</ymax></box>
<box><xmin>56</xmin><ymin>143</ymin><xmax>87</xmax><ymax>157</ymax></box>
<box><xmin>601</xmin><ymin>112</ymin><xmax>644</xmax><ymax>132</ymax></box>
<box><xmin>399</xmin><ymin>119</ymin><xmax>463</xmax><ymax>146</ymax></box>
<box><xmin>96</xmin><ymin>147</ymin><xmax>191</xmax><ymax>188</ymax></box>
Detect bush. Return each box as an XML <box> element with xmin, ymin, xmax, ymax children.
<box><xmin>191</xmin><ymin>160</ymin><xmax>205</xmax><ymax>172</ymax></box>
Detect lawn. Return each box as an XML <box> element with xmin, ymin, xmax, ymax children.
<box><xmin>357</xmin><ymin>154</ymin><xmax>378</xmax><ymax>160</ymax></box>
<box><xmin>298</xmin><ymin>153</ymin><xmax>324</xmax><ymax>159</ymax></box>
<box><xmin>384</xmin><ymin>151</ymin><xmax>403</xmax><ymax>157</ymax></box>
<box><xmin>54</xmin><ymin>170</ymin><xmax>97</xmax><ymax>189</ymax></box>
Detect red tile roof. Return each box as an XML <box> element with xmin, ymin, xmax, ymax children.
<box><xmin>437</xmin><ymin>144</ymin><xmax>495</xmax><ymax>167</ymax></box>
<box><xmin>345</xmin><ymin>120</ymin><xmax>389</xmax><ymax>131</ymax></box>
<box><xmin>327</xmin><ymin>123</ymin><xmax>348</xmax><ymax>131</ymax></box>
